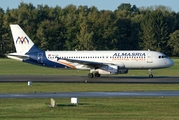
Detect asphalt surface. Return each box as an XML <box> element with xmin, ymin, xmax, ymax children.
<box><xmin>1</xmin><ymin>91</ymin><xmax>179</xmax><ymax>98</ymax></box>
<box><xmin>0</xmin><ymin>75</ymin><xmax>179</xmax><ymax>98</ymax></box>
<box><xmin>0</xmin><ymin>75</ymin><xmax>179</xmax><ymax>83</ymax></box>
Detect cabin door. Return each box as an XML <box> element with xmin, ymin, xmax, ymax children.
<box><xmin>147</xmin><ymin>52</ymin><xmax>153</xmax><ymax>63</ymax></box>
<box><xmin>37</xmin><ymin>53</ymin><xmax>43</xmax><ymax>63</ymax></box>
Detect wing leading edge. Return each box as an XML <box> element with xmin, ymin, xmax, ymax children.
<box><xmin>56</xmin><ymin>56</ymin><xmax>106</xmax><ymax>68</ymax></box>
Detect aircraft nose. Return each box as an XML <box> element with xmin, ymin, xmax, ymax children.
<box><xmin>167</xmin><ymin>59</ymin><xmax>174</xmax><ymax>67</ymax></box>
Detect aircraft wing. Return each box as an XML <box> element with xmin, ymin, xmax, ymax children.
<box><xmin>56</xmin><ymin>57</ymin><xmax>105</xmax><ymax>68</ymax></box>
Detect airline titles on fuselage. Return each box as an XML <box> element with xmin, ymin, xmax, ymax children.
<box><xmin>112</xmin><ymin>52</ymin><xmax>146</xmax><ymax>61</ymax></box>
<box><xmin>113</xmin><ymin>52</ymin><xmax>146</xmax><ymax>57</ymax></box>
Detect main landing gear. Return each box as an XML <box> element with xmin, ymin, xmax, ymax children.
<box><xmin>88</xmin><ymin>72</ymin><xmax>101</xmax><ymax>78</ymax></box>
<box><xmin>88</xmin><ymin>70</ymin><xmax>154</xmax><ymax>78</ymax></box>
<box><xmin>88</xmin><ymin>73</ymin><xmax>93</xmax><ymax>78</ymax></box>
<box><xmin>148</xmin><ymin>69</ymin><xmax>153</xmax><ymax>78</ymax></box>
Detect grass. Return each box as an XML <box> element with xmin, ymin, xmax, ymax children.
<box><xmin>0</xmin><ymin>58</ymin><xmax>88</xmax><ymax>75</ymax></box>
<box><xmin>0</xmin><ymin>97</ymin><xmax>179</xmax><ymax>120</ymax></box>
<box><xmin>0</xmin><ymin>58</ymin><xmax>179</xmax><ymax>119</ymax></box>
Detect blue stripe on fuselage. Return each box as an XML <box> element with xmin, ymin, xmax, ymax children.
<box><xmin>24</xmin><ymin>45</ymin><xmax>65</xmax><ymax>68</ymax></box>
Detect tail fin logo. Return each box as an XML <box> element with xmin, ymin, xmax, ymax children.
<box><xmin>16</xmin><ymin>36</ymin><xmax>29</xmax><ymax>44</ymax></box>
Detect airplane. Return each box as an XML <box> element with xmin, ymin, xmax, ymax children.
<box><xmin>7</xmin><ymin>24</ymin><xmax>174</xmax><ymax>78</ymax></box>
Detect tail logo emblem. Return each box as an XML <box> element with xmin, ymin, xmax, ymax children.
<box><xmin>16</xmin><ymin>36</ymin><xmax>29</xmax><ymax>44</ymax></box>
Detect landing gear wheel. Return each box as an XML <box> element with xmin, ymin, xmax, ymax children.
<box><xmin>88</xmin><ymin>73</ymin><xmax>94</xmax><ymax>78</ymax></box>
<box><xmin>94</xmin><ymin>72</ymin><xmax>101</xmax><ymax>77</ymax></box>
<box><xmin>149</xmin><ymin>74</ymin><xmax>153</xmax><ymax>78</ymax></box>
<box><xmin>148</xmin><ymin>69</ymin><xmax>153</xmax><ymax>78</ymax></box>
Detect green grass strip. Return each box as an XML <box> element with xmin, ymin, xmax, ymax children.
<box><xmin>0</xmin><ymin>97</ymin><xmax>179</xmax><ymax>120</ymax></box>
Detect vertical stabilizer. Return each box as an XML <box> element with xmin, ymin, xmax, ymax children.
<box><xmin>10</xmin><ymin>24</ymin><xmax>39</xmax><ymax>53</ymax></box>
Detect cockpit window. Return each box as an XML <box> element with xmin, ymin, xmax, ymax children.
<box><xmin>158</xmin><ymin>55</ymin><xmax>168</xmax><ymax>59</ymax></box>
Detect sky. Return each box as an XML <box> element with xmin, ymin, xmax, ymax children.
<box><xmin>1</xmin><ymin>0</ymin><xmax>179</xmax><ymax>12</ymax></box>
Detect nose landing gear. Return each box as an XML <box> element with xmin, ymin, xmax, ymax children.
<box><xmin>148</xmin><ymin>69</ymin><xmax>153</xmax><ymax>78</ymax></box>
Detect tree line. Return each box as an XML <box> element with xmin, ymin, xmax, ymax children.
<box><xmin>0</xmin><ymin>3</ymin><xmax>179</xmax><ymax>57</ymax></box>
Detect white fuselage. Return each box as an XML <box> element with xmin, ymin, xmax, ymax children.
<box><xmin>44</xmin><ymin>50</ymin><xmax>174</xmax><ymax>70</ymax></box>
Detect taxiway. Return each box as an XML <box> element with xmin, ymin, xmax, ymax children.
<box><xmin>0</xmin><ymin>75</ymin><xmax>179</xmax><ymax>83</ymax></box>
<box><xmin>0</xmin><ymin>91</ymin><xmax>179</xmax><ymax>98</ymax></box>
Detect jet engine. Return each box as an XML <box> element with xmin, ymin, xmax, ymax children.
<box><xmin>96</xmin><ymin>64</ymin><xmax>128</xmax><ymax>74</ymax></box>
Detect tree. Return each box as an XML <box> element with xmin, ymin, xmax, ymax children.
<box><xmin>113</xmin><ymin>5</ymin><xmax>140</xmax><ymax>50</ymax></box>
<box><xmin>61</xmin><ymin>5</ymin><xmax>79</xmax><ymax>50</ymax></box>
<box><xmin>36</xmin><ymin>20</ymin><xmax>63</xmax><ymax>50</ymax></box>
<box><xmin>117</xmin><ymin>3</ymin><xmax>131</xmax><ymax>11</ymax></box>
<box><xmin>168</xmin><ymin>30</ymin><xmax>179</xmax><ymax>56</ymax></box>
<box><xmin>0</xmin><ymin>8</ymin><xmax>4</xmax><ymax>56</ymax></box>
<box><xmin>76</xmin><ymin>19</ymin><xmax>94</xmax><ymax>50</ymax></box>
<box><xmin>0</xmin><ymin>3</ymin><xmax>179</xmax><ymax>56</ymax></box>
<box><xmin>140</xmin><ymin>10</ymin><xmax>169</xmax><ymax>53</ymax></box>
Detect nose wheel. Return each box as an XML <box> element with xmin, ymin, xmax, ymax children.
<box><xmin>149</xmin><ymin>74</ymin><xmax>153</xmax><ymax>78</ymax></box>
<box><xmin>148</xmin><ymin>69</ymin><xmax>153</xmax><ymax>78</ymax></box>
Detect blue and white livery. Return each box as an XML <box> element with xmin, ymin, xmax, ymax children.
<box><xmin>7</xmin><ymin>24</ymin><xmax>174</xmax><ymax>78</ymax></box>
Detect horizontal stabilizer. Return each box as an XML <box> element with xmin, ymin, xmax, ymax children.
<box><xmin>7</xmin><ymin>53</ymin><xmax>29</xmax><ymax>61</ymax></box>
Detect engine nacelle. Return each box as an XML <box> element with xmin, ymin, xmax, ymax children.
<box><xmin>96</xmin><ymin>64</ymin><xmax>118</xmax><ymax>74</ymax></box>
<box><xmin>96</xmin><ymin>64</ymin><xmax>128</xmax><ymax>75</ymax></box>
<box><xmin>118</xmin><ymin>69</ymin><xmax>128</xmax><ymax>74</ymax></box>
